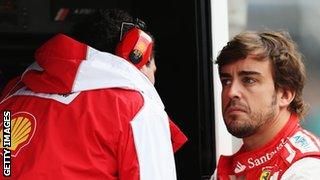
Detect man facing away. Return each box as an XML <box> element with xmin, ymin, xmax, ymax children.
<box><xmin>0</xmin><ymin>9</ymin><xmax>187</xmax><ymax>180</ymax></box>
<box><xmin>213</xmin><ymin>31</ymin><xmax>320</xmax><ymax>179</ymax></box>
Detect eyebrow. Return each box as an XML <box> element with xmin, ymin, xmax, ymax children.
<box><xmin>239</xmin><ymin>70</ymin><xmax>261</xmax><ymax>76</ymax></box>
<box><xmin>220</xmin><ymin>70</ymin><xmax>262</xmax><ymax>77</ymax></box>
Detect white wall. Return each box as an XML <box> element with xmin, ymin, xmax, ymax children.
<box><xmin>211</xmin><ymin>0</ymin><xmax>242</xmax><ymax>165</ymax></box>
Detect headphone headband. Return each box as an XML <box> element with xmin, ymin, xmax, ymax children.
<box><xmin>119</xmin><ymin>18</ymin><xmax>147</xmax><ymax>41</ymax></box>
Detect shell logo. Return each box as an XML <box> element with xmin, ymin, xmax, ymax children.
<box><xmin>0</xmin><ymin>112</ymin><xmax>36</xmax><ymax>157</ymax></box>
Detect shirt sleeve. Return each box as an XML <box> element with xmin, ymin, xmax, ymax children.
<box><xmin>116</xmin><ymin>91</ymin><xmax>144</xmax><ymax>180</ymax></box>
<box><xmin>118</xmin><ymin>124</ymin><xmax>140</xmax><ymax>180</ymax></box>
<box><xmin>281</xmin><ymin>157</ymin><xmax>320</xmax><ymax>179</ymax></box>
<box><xmin>168</xmin><ymin>118</ymin><xmax>188</xmax><ymax>152</ymax></box>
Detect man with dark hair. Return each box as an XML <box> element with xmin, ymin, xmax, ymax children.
<box><xmin>0</xmin><ymin>9</ymin><xmax>186</xmax><ymax>179</ymax></box>
<box><xmin>213</xmin><ymin>31</ymin><xmax>320</xmax><ymax>179</ymax></box>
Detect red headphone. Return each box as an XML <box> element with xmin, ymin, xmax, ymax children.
<box><xmin>115</xmin><ymin>27</ymin><xmax>153</xmax><ymax>69</ymax></box>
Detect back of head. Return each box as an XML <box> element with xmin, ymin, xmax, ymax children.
<box><xmin>216</xmin><ymin>30</ymin><xmax>308</xmax><ymax>118</ymax></box>
<box><xmin>69</xmin><ymin>9</ymin><xmax>154</xmax><ymax>69</ymax></box>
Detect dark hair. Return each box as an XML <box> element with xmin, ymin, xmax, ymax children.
<box><xmin>69</xmin><ymin>9</ymin><xmax>135</xmax><ymax>53</ymax></box>
<box><xmin>216</xmin><ymin>31</ymin><xmax>308</xmax><ymax>118</ymax></box>
<box><xmin>69</xmin><ymin>9</ymin><xmax>155</xmax><ymax>67</ymax></box>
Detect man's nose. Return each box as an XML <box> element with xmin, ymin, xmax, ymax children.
<box><xmin>227</xmin><ymin>81</ymin><xmax>242</xmax><ymax>99</ymax></box>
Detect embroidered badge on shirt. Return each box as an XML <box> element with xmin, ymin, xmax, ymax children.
<box><xmin>289</xmin><ymin>131</ymin><xmax>319</xmax><ymax>153</ymax></box>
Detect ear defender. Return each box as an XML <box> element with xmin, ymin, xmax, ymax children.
<box><xmin>115</xmin><ymin>27</ymin><xmax>153</xmax><ymax>69</ymax></box>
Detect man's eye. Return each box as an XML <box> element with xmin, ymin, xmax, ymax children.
<box><xmin>242</xmin><ymin>77</ymin><xmax>255</xmax><ymax>84</ymax></box>
<box><xmin>221</xmin><ymin>79</ymin><xmax>232</xmax><ymax>86</ymax></box>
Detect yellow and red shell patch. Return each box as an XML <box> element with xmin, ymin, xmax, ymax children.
<box><xmin>0</xmin><ymin>112</ymin><xmax>36</xmax><ymax>157</ymax></box>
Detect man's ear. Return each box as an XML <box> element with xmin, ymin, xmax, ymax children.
<box><xmin>278</xmin><ymin>88</ymin><xmax>295</xmax><ymax>108</ymax></box>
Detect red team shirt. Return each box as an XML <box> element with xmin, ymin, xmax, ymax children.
<box><xmin>216</xmin><ymin>114</ymin><xmax>320</xmax><ymax>179</ymax></box>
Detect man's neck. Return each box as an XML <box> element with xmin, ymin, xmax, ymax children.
<box><xmin>242</xmin><ymin>110</ymin><xmax>291</xmax><ymax>151</ymax></box>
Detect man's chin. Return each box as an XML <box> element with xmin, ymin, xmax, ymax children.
<box><xmin>224</xmin><ymin>114</ymin><xmax>248</xmax><ymax>123</ymax></box>
<box><xmin>229</xmin><ymin>129</ymin><xmax>254</xmax><ymax>138</ymax></box>
<box><xmin>224</xmin><ymin>117</ymin><xmax>255</xmax><ymax>138</ymax></box>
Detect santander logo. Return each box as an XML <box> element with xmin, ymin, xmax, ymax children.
<box><xmin>234</xmin><ymin>161</ymin><xmax>246</xmax><ymax>173</ymax></box>
<box><xmin>247</xmin><ymin>139</ymin><xmax>286</xmax><ymax>169</ymax></box>
<box><xmin>234</xmin><ymin>138</ymin><xmax>286</xmax><ymax>173</ymax></box>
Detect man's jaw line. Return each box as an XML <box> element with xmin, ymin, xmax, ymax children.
<box><xmin>242</xmin><ymin>110</ymin><xmax>291</xmax><ymax>151</ymax></box>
